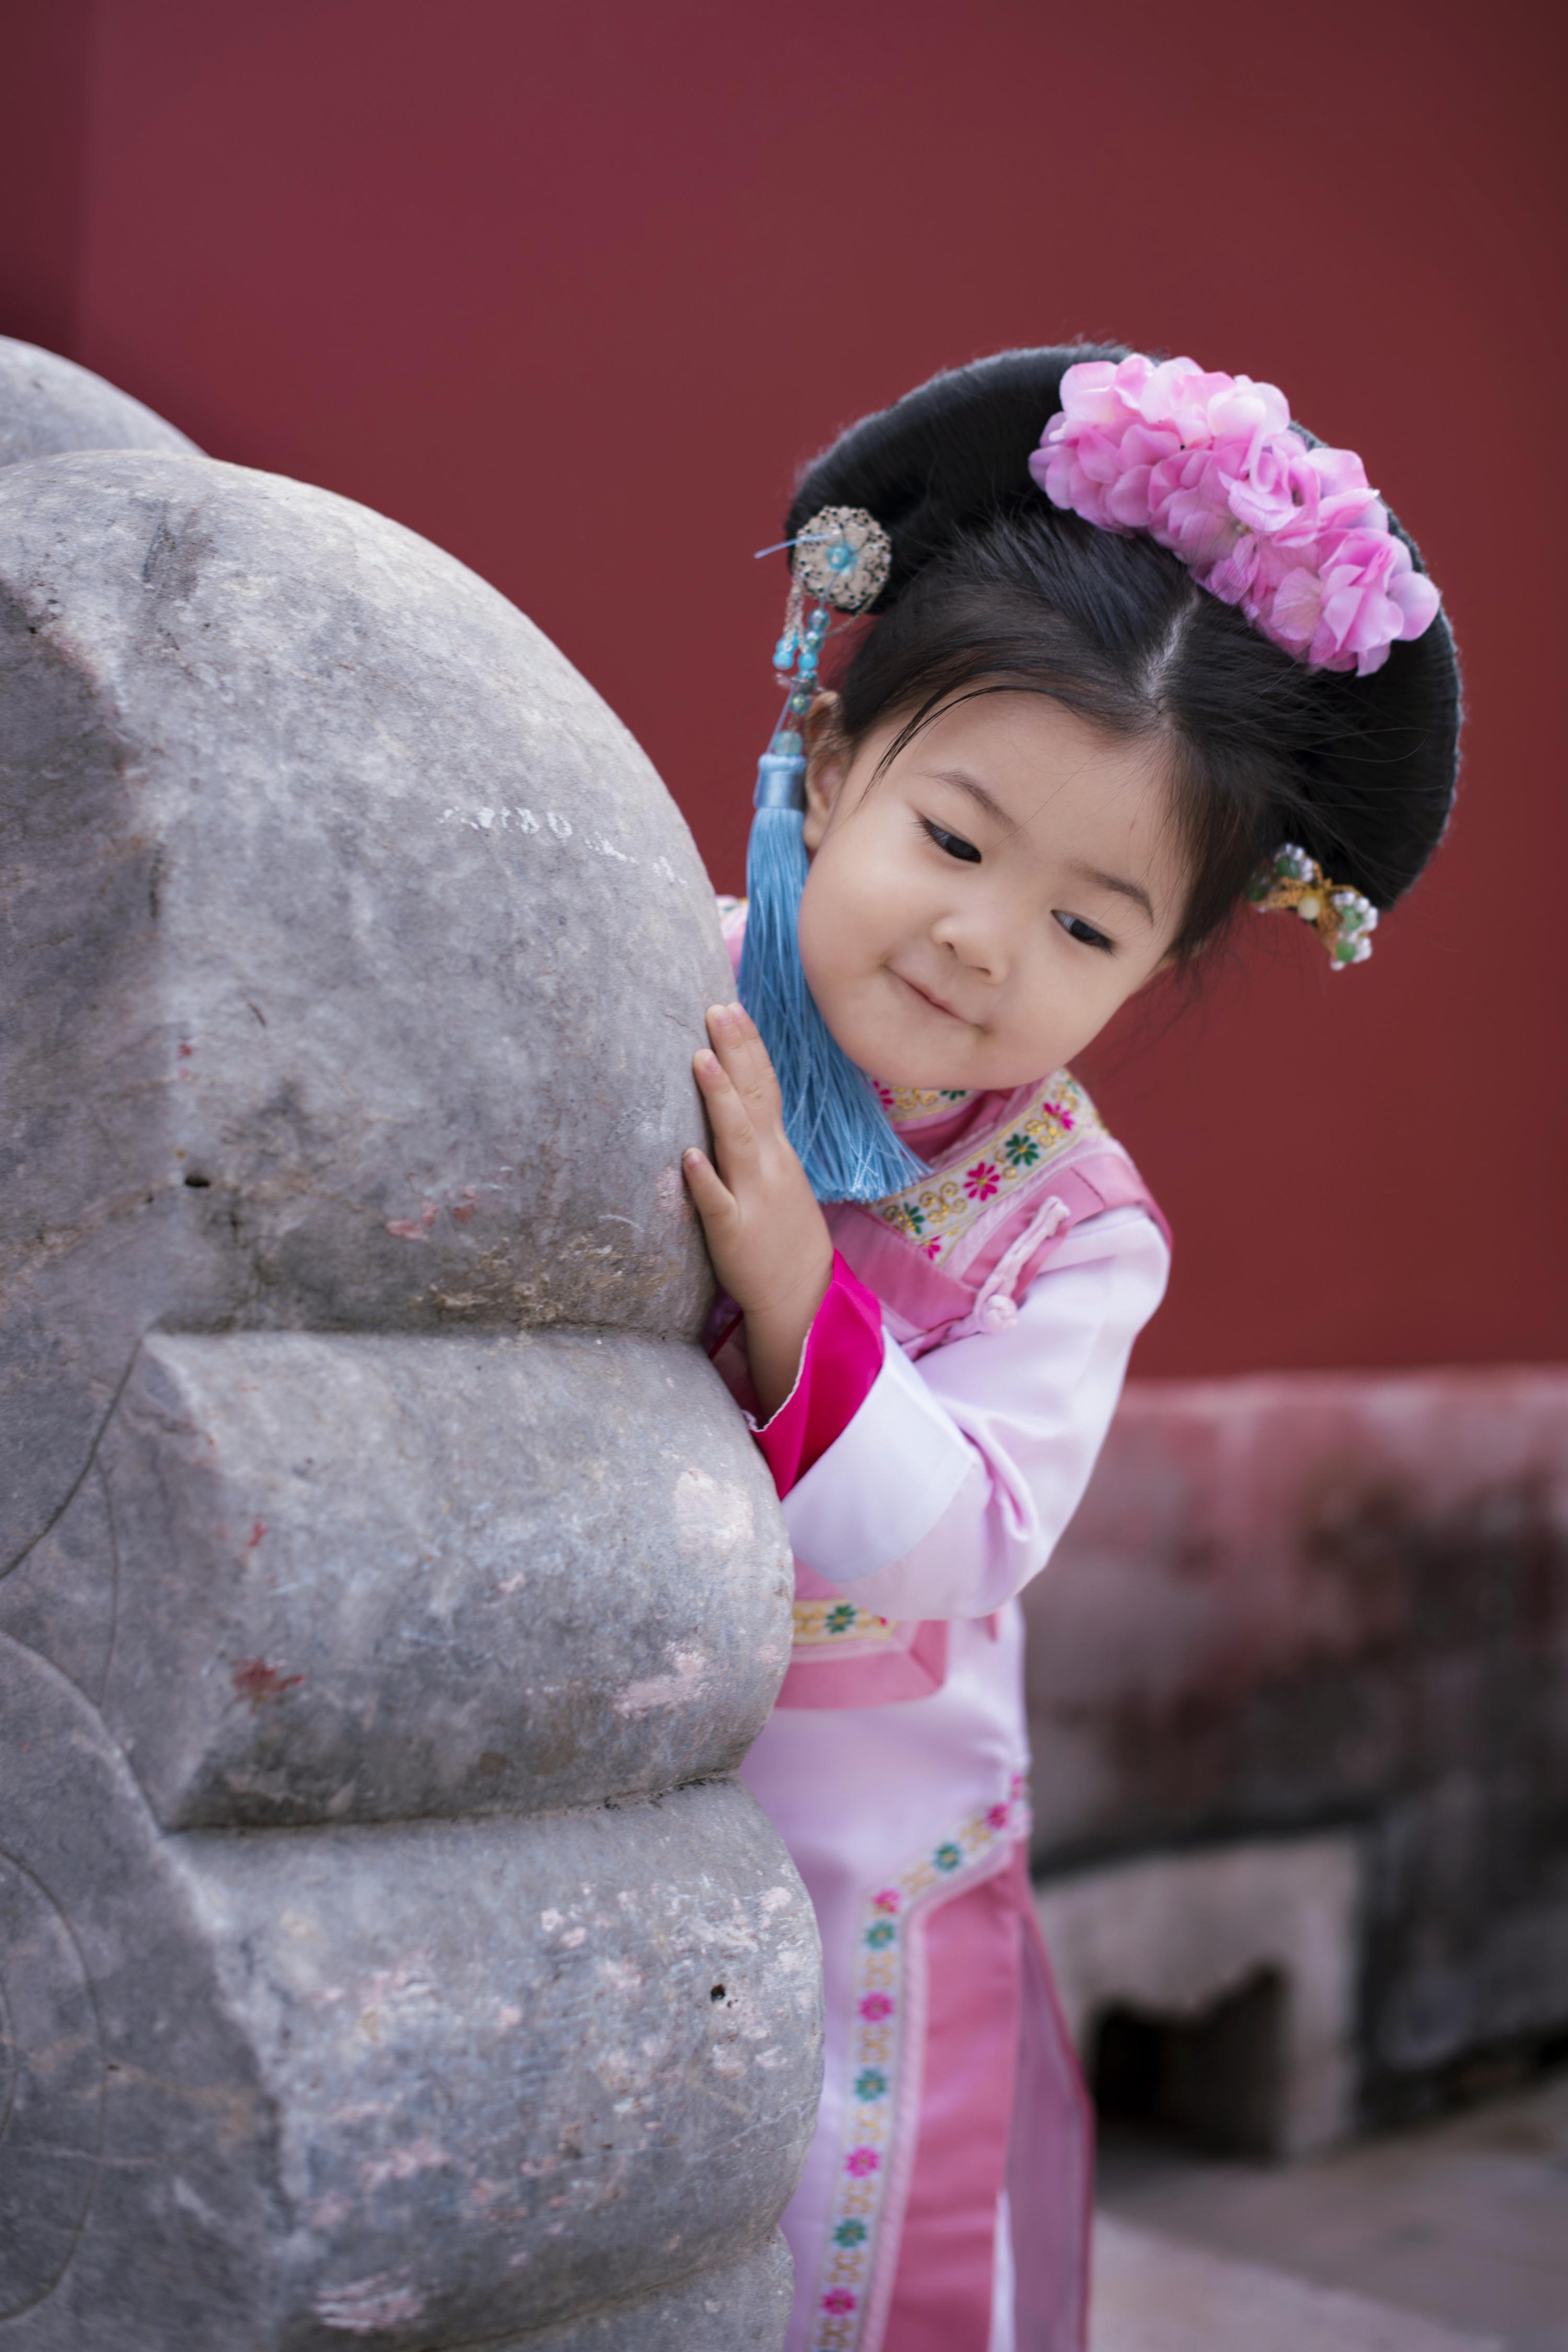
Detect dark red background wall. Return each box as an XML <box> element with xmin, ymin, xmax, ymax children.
<box><xmin>3</xmin><ymin>0</ymin><xmax>1562</xmax><ymax>1377</ymax></box>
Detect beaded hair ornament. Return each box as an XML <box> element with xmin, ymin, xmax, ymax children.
<box><xmin>737</xmin><ymin>505</ymin><xmax>920</xmax><ymax>1201</ymax></box>
<box><xmin>1247</xmin><ymin>845</ymin><xmax>1377</xmax><ymax>968</ymax></box>
<box><xmin>739</xmin><ymin>359</ymin><xmax>1443</xmax><ymax>1199</ymax></box>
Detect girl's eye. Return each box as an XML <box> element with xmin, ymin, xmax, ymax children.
<box><xmin>920</xmin><ymin>818</ymin><xmax>981</xmax><ymax>864</ymax></box>
<box><xmin>1053</xmin><ymin>910</ymin><xmax>1114</xmax><ymax>953</ymax></box>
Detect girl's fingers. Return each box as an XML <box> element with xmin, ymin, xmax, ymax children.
<box><xmin>681</xmin><ymin>1146</ymin><xmax>737</xmax><ymax>1227</ymax></box>
<box><xmin>693</xmin><ymin>1047</ymin><xmax>760</xmax><ymax>1180</ymax></box>
<box><xmin>705</xmin><ymin>1004</ymin><xmax>785</xmax><ymax>1122</ymax></box>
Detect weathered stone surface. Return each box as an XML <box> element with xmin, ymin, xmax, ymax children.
<box><xmin>94</xmin><ymin>1329</ymin><xmax>789</xmax><ymax>1827</ymax></box>
<box><xmin>0</xmin><ymin>1452</ymin><xmax>117</xmax><ymax>1704</ymax></box>
<box><xmin>0</xmin><ymin>1639</ymin><xmax>819</xmax><ymax>2349</ymax></box>
<box><xmin>185</xmin><ymin>1786</ymin><xmax>817</xmax><ymax>2349</ymax></box>
<box><xmin>0</xmin><ymin>448</ymin><xmax>732</xmax><ymax>1570</ymax></box>
<box><xmin>0</xmin><ymin>1639</ymin><xmax>272</xmax><ymax>2343</ymax></box>
<box><xmin>1028</xmin><ymin>1370</ymin><xmax>1568</xmax><ymax>2115</ymax></box>
<box><xmin>0</xmin><ymin>335</ymin><xmax>200</xmax><ymax>468</ymax></box>
<box><xmin>495</xmin><ymin>2238</ymin><xmax>794</xmax><ymax>2349</ymax></box>
<box><xmin>0</xmin><ymin>433</ymin><xmax>815</xmax><ymax>2345</ymax></box>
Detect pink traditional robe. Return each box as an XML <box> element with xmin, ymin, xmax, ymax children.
<box><xmin>714</xmin><ymin>905</ymin><xmax>1170</xmax><ymax>2352</ymax></box>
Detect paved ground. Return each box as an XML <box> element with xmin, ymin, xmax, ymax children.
<box><xmin>1093</xmin><ymin>2068</ymin><xmax>1568</xmax><ymax>2352</ymax></box>
<box><xmin>1090</xmin><ymin>2216</ymin><xmax>1502</xmax><ymax>2352</ymax></box>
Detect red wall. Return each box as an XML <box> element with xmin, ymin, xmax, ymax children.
<box><xmin>3</xmin><ymin>0</ymin><xmax>1563</xmax><ymax>1377</ymax></box>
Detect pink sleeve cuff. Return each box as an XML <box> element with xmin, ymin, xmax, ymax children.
<box><xmin>753</xmin><ymin>1251</ymin><xmax>886</xmax><ymax>1497</ymax></box>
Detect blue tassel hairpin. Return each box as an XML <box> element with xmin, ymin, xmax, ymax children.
<box><xmin>737</xmin><ymin>506</ymin><xmax>923</xmax><ymax>1203</ymax></box>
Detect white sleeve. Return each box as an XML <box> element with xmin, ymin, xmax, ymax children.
<box><xmin>780</xmin><ymin>1206</ymin><xmax>1169</xmax><ymax>1620</ymax></box>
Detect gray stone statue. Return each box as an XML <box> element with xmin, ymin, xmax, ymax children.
<box><xmin>0</xmin><ymin>343</ymin><xmax>820</xmax><ymax>2347</ymax></box>
<box><xmin>0</xmin><ymin>336</ymin><xmax>200</xmax><ymax>469</ymax></box>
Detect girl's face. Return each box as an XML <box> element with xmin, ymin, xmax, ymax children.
<box><xmin>798</xmin><ymin>689</ymin><xmax>1189</xmax><ymax>1091</ymax></box>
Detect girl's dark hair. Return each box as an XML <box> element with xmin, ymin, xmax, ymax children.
<box><xmin>785</xmin><ymin>347</ymin><xmax>1460</xmax><ymax>959</ymax></box>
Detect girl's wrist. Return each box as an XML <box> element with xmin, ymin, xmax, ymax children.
<box><xmin>744</xmin><ymin>1263</ymin><xmax>833</xmax><ymax>1421</ymax></box>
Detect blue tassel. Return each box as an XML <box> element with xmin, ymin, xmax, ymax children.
<box><xmin>737</xmin><ymin>738</ymin><xmax>923</xmax><ymax>1203</ymax></box>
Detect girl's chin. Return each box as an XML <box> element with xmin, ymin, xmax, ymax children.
<box><xmin>860</xmin><ymin>1045</ymin><xmax>1056</xmax><ymax>1092</ymax></box>
<box><xmin>852</xmin><ymin>1049</ymin><xmax>986</xmax><ymax>1091</ymax></box>
<box><xmin>821</xmin><ymin>996</ymin><xmax>1032</xmax><ymax>1094</ymax></box>
<box><xmin>827</xmin><ymin>1018</ymin><xmax>983</xmax><ymax>1092</ymax></box>
<box><xmin>817</xmin><ymin>1001</ymin><xmax>965</xmax><ymax>1089</ymax></box>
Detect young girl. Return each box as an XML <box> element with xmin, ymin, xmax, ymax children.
<box><xmin>679</xmin><ymin>347</ymin><xmax>1459</xmax><ymax>2352</ymax></box>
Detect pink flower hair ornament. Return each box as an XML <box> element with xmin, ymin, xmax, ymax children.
<box><xmin>1030</xmin><ymin>355</ymin><xmax>1441</xmax><ymax>678</ymax></box>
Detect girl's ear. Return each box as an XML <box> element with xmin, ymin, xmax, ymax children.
<box><xmin>801</xmin><ymin>693</ymin><xmax>849</xmax><ymax>852</ymax></box>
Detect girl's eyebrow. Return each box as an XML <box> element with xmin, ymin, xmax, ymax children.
<box><xmin>1067</xmin><ymin>859</ymin><xmax>1156</xmax><ymax>925</ymax></box>
<box><xmin>927</xmin><ymin>768</ymin><xmax>1011</xmax><ymax>825</ymax></box>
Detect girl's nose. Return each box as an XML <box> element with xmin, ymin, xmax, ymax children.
<box><xmin>932</xmin><ymin>905</ymin><xmax>1006</xmax><ymax>983</ymax></box>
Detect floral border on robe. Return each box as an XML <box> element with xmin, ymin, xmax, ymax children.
<box><xmin>791</xmin><ymin>1600</ymin><xmax>896</xmax><ymax>1645</ymax></box>
<box><xmin>870</xmin><ymin>1071</ymin><xmax>1105</xmax><ymax>1270</ymax></box>
<box><xmin>806</xmin><ymin>1771</ymin><xmax>1032</xmax><ymax>2352</ymax></box>
<box><xmin>875</xmin><ymin>1082</ymin><xmax>976</xmax><ymax>1123</ymax></box>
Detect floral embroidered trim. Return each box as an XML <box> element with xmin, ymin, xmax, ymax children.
<box><xmin>873</xmin><ymin>1082</ymin><xmax>976</xmax><ymax>1125</ymax></box>
<box><xmin>792</xmin><ymin>1600</ymin><xmax>895</xmax><ymax>1646</ymax></box>
<box><xmin>872</xmin><ymin>1070</ymin><xmax>1104</xmax><ymax>1267</ymax></box>
<box><xmin>806</xmin><ymin>1773</ymin><xmax>1032</xmax><ymax>2352</ymax></box>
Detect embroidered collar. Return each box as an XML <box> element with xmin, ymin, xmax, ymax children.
<box><xmin>867</xmin><ymin>1068</ymin><xmax>1105</xmax><ymax>1266</ymax></box>
<box><xmin>874</xmin><ymin>1082</ymin><xmax>976</xmax><ymax>1128</ymax></box>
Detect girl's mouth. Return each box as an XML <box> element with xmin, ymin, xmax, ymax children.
<box><xmin>891</xmin><ymin>968</ymin><xmax>964</xmax><ymax>1022</ymax></box>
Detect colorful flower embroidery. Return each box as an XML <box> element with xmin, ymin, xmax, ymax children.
<box><xmin>877</xmin><ymin>1083</ymin><xmax>975</xmax><ymax>1122</ymax></box>
<box><xmin>792</xmin><ymin>1600</ymin><xmax>895</xmax><ymax>1647</ymax></box>
<box><xmin>871</xmin><ymin>1071</ymin><xmax>1106</xmax><ymax>1271</ymax></box>
<box><xmin>805</xmin><ymin>1773</ymin><xmax>1033</xmax><ymax>2352</ymax></box>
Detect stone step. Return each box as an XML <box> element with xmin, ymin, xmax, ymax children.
<box><xmin>1090</xmin><ymin>2216</ymin><xmax>1504</xmax><ymax>2352</ymax></box>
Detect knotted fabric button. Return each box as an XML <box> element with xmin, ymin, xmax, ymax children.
<box><xmin>979</xmin><ymin>1292</ymin><xmax>1018</xmax><ymax>1334</ymax></box>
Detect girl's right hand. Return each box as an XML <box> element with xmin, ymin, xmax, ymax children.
<box><xmin>682</xmin><ymin>1003</ymin><xmax>834</xmax><ymax>1418</ymax></box>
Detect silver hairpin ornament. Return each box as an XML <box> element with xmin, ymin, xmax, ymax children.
<box><xmin>768</xmin><ymin>506</ymin><xmax>892</xmax><ymax>703</ymax></box>
<box><xmin>790</xmin><ymin>506</ymin><xmax>892</xmax><ymax>613</ymax></box>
